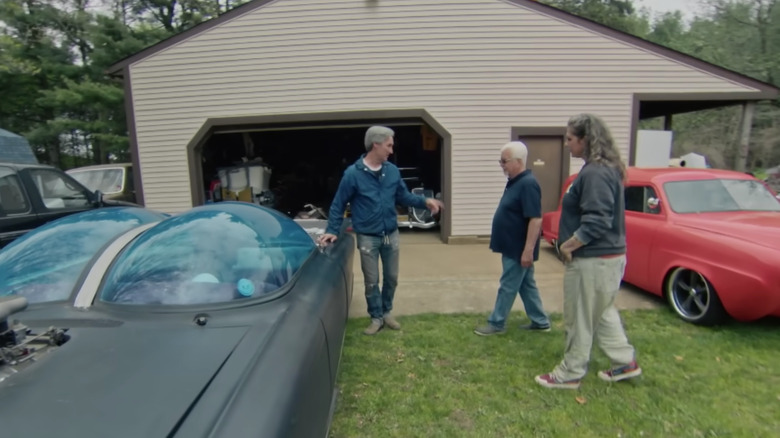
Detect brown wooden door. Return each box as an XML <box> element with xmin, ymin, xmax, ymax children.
<box><xmin>518</xmin><ymin>135</ymin><xmax>567</xmax><ymax>214</ymax></box>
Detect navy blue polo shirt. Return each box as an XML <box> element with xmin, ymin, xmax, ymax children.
<box><xmin>489</xmin><ymin>169</ymin><xmax>542</xmax><ymax>261</ymax></box>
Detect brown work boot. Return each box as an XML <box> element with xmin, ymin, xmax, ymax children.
<box><xmin>363</xmin><ymin>318</ymin><xmax>384</xmax><ymax>335</ymax></box>
<box><xmin>383</xmin><ymin>313</ymin><xmax>401</xmax><ymax>330</ymax></box>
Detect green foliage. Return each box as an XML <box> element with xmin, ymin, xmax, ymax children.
<box><xmin>330</xmin><ymin>311</ymin><xmax>780</xmax><ymax>437</ymax></box>
<box><xmin>646</xmin><ymin>11</ymin><xmax>688</xmax><ymax>49</ymax></box>
<box><xmin>544</xmin><ymin>0</ymin><xmax>650</xmax><ymax>35</ymax></box>
<box><xmin>648</xmin><ymin>0</ymin><xmax>780</xmax><ymax>170</ymax></box>
<box><xmin>0</xmin><ymin>0</ymin><xmax>249</xmax><ymax>168</ymax></box>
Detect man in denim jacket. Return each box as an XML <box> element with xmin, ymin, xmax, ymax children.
<box><xmin>319</xmin><ymin>126</ymin><xmax>444</xmax><ymax>335</ymax></box>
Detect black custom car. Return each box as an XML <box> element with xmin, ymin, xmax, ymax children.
<box><xmin>0</xmin><ymin>202</ymin><xmax>354</xmax><ymax>438</ymax></box>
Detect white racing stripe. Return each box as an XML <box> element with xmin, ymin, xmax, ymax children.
<box><xmin>73</xmin><ymin>222</ymin><xmax>159</xmax><ymax>309</ymax></box>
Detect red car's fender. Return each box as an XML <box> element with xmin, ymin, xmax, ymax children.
<box><xmin>648</xmin><ymin>226</ymin><xmax>780</xmax><ymax>321</ymax></box>
<box><xmin>541</xmin><ymin>174</ymin><xmax>576</xmax><ymax>245</ymax></box>
<box><xmin>541</xmin><ymin>210</ymin><xmax>561</xmax><ymax>245</ymax></box>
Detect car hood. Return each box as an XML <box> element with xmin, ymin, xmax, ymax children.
<box><xmin>0</xmin><ymin>317</ymin><xmax>276</xmax><ymax>437</ymax></box>
<box><xmin>673</xmin><ymin>211</ymin><xmax>780</xmax><ymax>250</ymax></box>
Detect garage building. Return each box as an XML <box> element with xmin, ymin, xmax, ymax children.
<box><xmin>108</xmin><ymin>0</ymin><xmax>777</xmax><ymax>242</ymax></box>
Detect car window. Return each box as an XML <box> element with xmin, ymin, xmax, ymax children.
<box><xmin>99</xmin><ymin>203</ymin><xmax>316</xmax><ymax>306</ymax></box>
<box><xmin>664</xmin><ymin>179</ymin><xmax>780</xmax><ymax>213</ymax></box>
<box><xmin>0</xmin><ymin>208</ymin><xmax>166</xmax><ymax>304</ymax></box>
<box><xmin>69</xmin><ymin>168</ymin><xmax>125</xmax><ymax>194</ymax></box>
<box><xmin>28</xmin><ymin>169</ymin><xmax>91</xmax><ymax>209</ymax></box>
<box><xmin>0</xmin><ymin>166</ymin><xmax>30</xmax><ymax>214</ymax></box>
<box><xmin>625</xmin><ymin>186</ymin><xmax>661</xmax><ymax>214</ymax></box>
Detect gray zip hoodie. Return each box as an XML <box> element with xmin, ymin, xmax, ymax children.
<box><xmin>558</xmin><ymin>162</ymin><xmax>626</xmax><ymax>257</ymax></box>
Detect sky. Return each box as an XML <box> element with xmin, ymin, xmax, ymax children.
<box><xmin>636</xmin><ymin>0</ymin><xmax>700</xmax><ymax>19</ymax></box>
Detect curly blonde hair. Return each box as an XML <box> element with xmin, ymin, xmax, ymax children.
<box><xmin>567</xmin><ymin>113</ymin><xmax>626</xmax><ymax>180</ymax></box>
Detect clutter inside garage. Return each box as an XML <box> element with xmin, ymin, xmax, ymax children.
<box><xmin>200</xmin><ymin>124</ymin><xmax>442</xmax><ymax>224</ymax></box>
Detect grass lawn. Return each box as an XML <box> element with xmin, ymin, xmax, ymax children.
<box><xmin>330</xmin><ymin>310</ymin><xmax>780</xmax><ymax>438</ymax></box>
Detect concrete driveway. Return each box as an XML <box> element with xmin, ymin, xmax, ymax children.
<box><xmin>348</xmin><ymin>229</ymin><xmax>663</xmax><ymax>319</ymax></box>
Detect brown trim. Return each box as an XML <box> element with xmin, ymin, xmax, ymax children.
<box><xmin>124</xmin><ymin>67</ymin><xmax>144</xmax><ymax>206</ymax></box>
<box><xmin>663</xmin><ymin>115</ymin><xmax>673</xmax><ymax>131</ymax></box>
<box><xmin>447</xmin><ymin>235</ymin><xmax>491</xmax><ymax>245</ymax></box>
<box><xmin>511</xmin><ymin>127</ymin><xmax>567</xmax><ymax>137</ymax></box>
<box><xmin>184</xmin><ymin>109</ymin><xmax>453</xmax><ymax>242</ymax></box>
<box><xmin>635</xmin><ymin>92</ymin><xmax>777</xmax><ymax>101</ymax></box>
<box><xmin>187</xmin><ymin>123</ymin><xmax>215</xmax><ymax>209</ymax></box>
<box><xmin>629</xmin><ymin>95</ymin><xmax>640</xmax><ymax>166</ymax></box>
<box><xmin>108</xmin><ymin>0</ymin><xmax>779</xmax><ymax>96</ymax></box>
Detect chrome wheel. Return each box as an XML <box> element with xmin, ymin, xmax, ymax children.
<box><xmin>666</xmin><ymin>267</ymin><xmax>726</xmax><ymax>325</ymax></box>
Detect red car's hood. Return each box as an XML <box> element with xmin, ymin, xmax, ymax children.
<box><xmin>673</xmin><ymin>211</ymin><xmax>780</xmax><ymax>250</ymax></box>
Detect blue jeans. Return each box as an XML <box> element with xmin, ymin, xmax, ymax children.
<box><xmin>356</xmin><ymin>230</ymin><xmax>400</xmax><ymax>319</ymax></box>
<box><xmin>488</xmin><ymin>255</ymin><xmax>550</xmax><ymax>329</ymax></box>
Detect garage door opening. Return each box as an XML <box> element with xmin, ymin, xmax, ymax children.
<box><xmin>194</xmin><ymin>121</ymin><xmax>445</xmax><ymax>235</ymax></box>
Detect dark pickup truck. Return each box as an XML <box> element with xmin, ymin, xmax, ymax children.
<box><xmin>1</xmin><ymin>162</ymin><xmax>134</xmax><ymax>249</ymax></box>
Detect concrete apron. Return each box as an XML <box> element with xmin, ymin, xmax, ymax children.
<box><xmin>348</xmin><ymin>229</ymin><xmax>663</xmax><ymax>320</ymax></box>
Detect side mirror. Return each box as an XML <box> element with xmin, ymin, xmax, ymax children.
<box><xmin>647</xmin><ymin>197</ymin><xmax>660</xmax><ymax>211</ymax></box>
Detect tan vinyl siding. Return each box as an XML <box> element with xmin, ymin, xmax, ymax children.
<box><xmin>129</xmin><ymin>0</ymin><xmax>760</xmax><ymax>236</ymax></box>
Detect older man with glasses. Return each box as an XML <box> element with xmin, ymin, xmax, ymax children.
<box><xmin>474</xmin><ymin>141</ymin><xmax>551</xmax><ymax>336</ymax></box>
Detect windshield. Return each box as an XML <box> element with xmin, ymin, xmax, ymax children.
<box><xmin>664</xmin><ymin>179</ymin><xmax>780</xmax><ymax>213</ymax></box>
<box><xmin>69</xmin><ymin>168</ymin><xmax>125</xmax><ymax>194</ymax></box>
<box><xmin>0</xmin><ymin>208</ymin><xmax>166</xmax><ymax>304</ymax></box>
<box><xmin>99</xmin><ymin>202</ymin><xmax>315</xmax><ymax>306</ymax></box>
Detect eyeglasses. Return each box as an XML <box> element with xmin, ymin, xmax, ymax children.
<box><xmin>498</xmin><ymin>158</ymin><xmax>518</xmax><ymax>164</ymax></box>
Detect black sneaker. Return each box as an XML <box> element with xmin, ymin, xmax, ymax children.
<box><xmin>519</xmin><ymin>323</ymin><xmax>551</xmax><ymax>332</ymax></box>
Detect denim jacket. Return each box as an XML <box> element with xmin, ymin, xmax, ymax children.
<box><xmin>326</xmin><ymin>156</ymin><xmax>427</xmax><ymax>236</ymax></box>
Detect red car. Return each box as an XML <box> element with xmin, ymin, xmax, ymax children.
<box><xmin>542</xmin><ymin>167</ymin><xmax>780</xmax><ymax>325</ymax></box>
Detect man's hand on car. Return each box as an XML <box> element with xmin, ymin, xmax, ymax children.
<box><xmin>318</xmin><ymin>233</ymin><xmax>338</xmax><ymax>246</ymax></box>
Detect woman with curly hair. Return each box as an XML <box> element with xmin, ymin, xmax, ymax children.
<box><xmin>535</xmin><ymin>113</ymin><xmax>641</xmax><ymax>389</ymax></box>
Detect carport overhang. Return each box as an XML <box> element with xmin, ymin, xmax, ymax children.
<box><xmin>184</xmin><ymin>109</ymin><xmax>453</xmax><ymax>240</ymax></box>
<box><xmin>629</xmin><ymin>90</ymin><xmax>778</xmax><ymax>165</ymax></box>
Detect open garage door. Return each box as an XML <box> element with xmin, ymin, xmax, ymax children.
<box><xmin>185</xmin><ymin>112</ymin><xmax>450</xmax><ymax>241</ymax></box>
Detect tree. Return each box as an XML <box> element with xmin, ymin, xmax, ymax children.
<box><xmin>682</xmin><ymin>1</ymin><xmax>780</xmax><ymax>170</ymax></box>
<box><xmin>543</xmin><ymin>0</ymin><xmax>650</xmax><ymax>36</ymax></box>
<box><xmin>0</xmin><ymin>0</ymin><xmax>249</xmax><ymax>167</ymax></box>
<box><xmin>0</xmin><ymin>0</ymin><xmax>79</xmax><ymax>165</ymax></box>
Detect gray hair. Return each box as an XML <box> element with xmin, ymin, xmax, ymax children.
<box><xmin>364</xmin><ymin>126</ymin><xmax>394</xmax><ymax>151</ymax></box>
<box><xmin>567</xmin><ymin>113</ymin><xmax>626</xmax><ymax>179</ymax></box>
<box><xmin>500</xmin><ymin>141</ymin><xmax>529</xmax><ymax>163</ymax></box>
